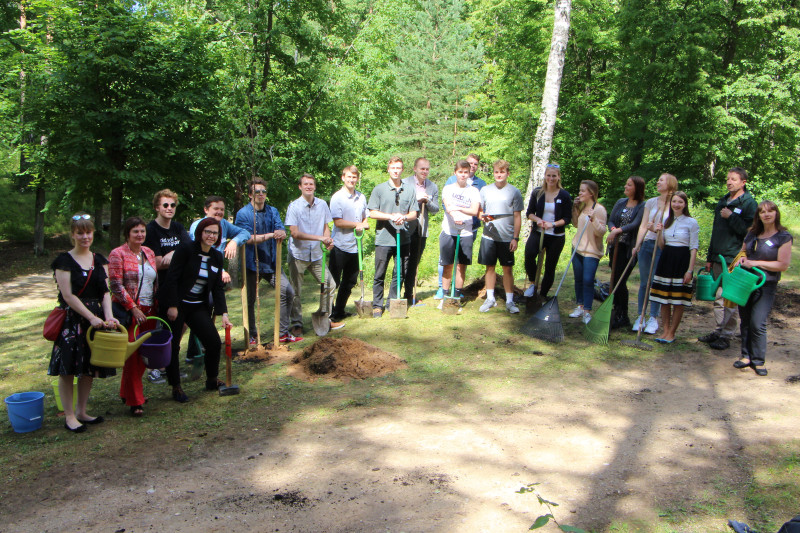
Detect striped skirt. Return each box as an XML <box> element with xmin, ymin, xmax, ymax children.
<box><xmin>649</xmin><ymin>245</ymin><xmax>693</xmax><ymax>306</ymax></box>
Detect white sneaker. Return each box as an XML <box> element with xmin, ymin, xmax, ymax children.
<box><xmin>436</xmin><ymin>300</ymin><xmax>443</xmax><ymax>310</ymax></box>
<box><xmin>523</xmin><ymin>285</ymin><xmax>536</xmax><ymax>298</ymax></box>
<box><xmin>644</xmin><ymin>316</ymin><xmax>659</xmax><ymax>335</ymax></box>
<box><xmin>479</xmin><ymin>298</ymin><xmax>497</xmax><ymax>312</ymax></box>
<box><xmin>506</xmin><ymin>300</ymin><xmax>520</xmax><ymax>314</ymax></box>
<box><xmin>632</xmin><ymin>316</ymin><xmax>641</xmax><ymax>332</ymax></box>
<box><xmin>569</xmin><ymin>306</ymin><xmax>584</xmax><ymax>318</ymax></box>
<box><xmin>582</xmin><ymin>311</ymin><xmax>592</xmax><ymax>324</ymax></box>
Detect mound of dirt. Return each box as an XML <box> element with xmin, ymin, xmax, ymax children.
<box><xmin>772</xmin><ymin>288</ymin><xmax>800</xmax><ymax>318</ymax></box>
<box><xmin>288</xmin><ymin>337</ymin><xmax>406</xmax><ymax>382</ymax></box>
<box><xmin>460</xmin><ymin>274</ymin><xmax>523</xmax><ymax>302</ymax></box>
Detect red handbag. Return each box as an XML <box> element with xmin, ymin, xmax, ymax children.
<box><xmin>43</xmin><ymin>255</ymin><xmax>94</xmax><ymax>341</ymax></box>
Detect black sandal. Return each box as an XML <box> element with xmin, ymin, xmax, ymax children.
<box><xmin>754</xmin><ymin>366</ymin><xmax>768</xmax><ymax>376</ymax></box>
<box><xmin>733</xmin><ymin>359</ymin><xmax>751</xmax><ymax>369</ymax></box>
<box><xmin>130</xmin><ymin>405</ymin><xmax>144</xmax><ymax>417</ymax></box>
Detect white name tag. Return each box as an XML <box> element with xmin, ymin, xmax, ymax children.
<box><xmin>765</xmin><ymin>240</ymin><xmax>774</xmax><ymax>247</ymax></box>
<box><xmin>556</xmin><ymin>199</ymin><xmax>561</xmax><ymax>204</ymax></box>
<box><xmin>210</xmin><ymin>266</ymin><xmax>219</xmax><ymax>273</ymax></box>
<box><xmin>734</xmin><ymin>207</ymin><xmax>742</xmax><ymax>214</ymax></box>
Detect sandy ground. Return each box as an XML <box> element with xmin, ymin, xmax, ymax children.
<box><xmin>2</xmin><ymin>275</ymin><xmax>799</xmax><ymax>532</ymax></box>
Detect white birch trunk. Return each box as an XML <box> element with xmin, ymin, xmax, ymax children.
<box><xmin>522</xmin><ymin>0</ymin><xmax>572</xmax><ymax>238</ymax></box>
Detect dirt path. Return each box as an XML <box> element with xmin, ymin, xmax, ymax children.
<box><xmin>0</xmin><ymin>273</ymin><xmax>56</xmax><ymax>316</ymax></box>
<box><xmin>2</xmin><ymin>274</ymin><xmax>799</xmax><ymax>532</ymax></box>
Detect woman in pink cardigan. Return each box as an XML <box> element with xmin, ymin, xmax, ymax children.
<box><xmin>108</xmin><ymin>217</ymin><xmax>158</xmax><ymax>417</ymax></box>
<box><xmin>569</xmin><ymin>180</ymin><xmax>607</xmax><ymax>324</ymax></box>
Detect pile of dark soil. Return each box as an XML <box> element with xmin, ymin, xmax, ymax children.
<box><xmin>460</xmin><ymin>274</ymin><xmax>524</xmax><ymax>302</ymax></box>
<box><xmin>772</xmin><ymin>288</ymin><xmax>800</xmax><ymax>318</ymax></box>
<box><xmin>288</xmin><ymin>337</ymin><xmax>406</xmax><ymax>382</ymax></box>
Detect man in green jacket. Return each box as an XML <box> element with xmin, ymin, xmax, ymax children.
<box><xmin>698</xmin><ymin>167</ymin><xmax>758</xmax><ymax>350</ymax></box>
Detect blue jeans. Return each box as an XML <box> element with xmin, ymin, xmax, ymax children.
<box><xmin>572</xmin><ymin>253</ymin><xmax>600</xmax><ymax>311</ymax></box>
<box><xmin>637</xmin><ymin>239</ymin><xmax>661</xmax><ymax>317</ymax></box>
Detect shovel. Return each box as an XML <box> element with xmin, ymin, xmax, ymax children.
<box><xmin>442</xmin><ymin>233</ymin><xmax>461</xmax><ymax>315</ymax></box>
<box><xmin>219</xmin><ymin>325</ymin><xmax>240</xmax><ymax>396</ymax></box>
<box><xmin>388</xmin><ymin>231</ymin><xmax>407</xmax><ymax>319</ymax></box>
<box><xmin>354</xmin><ymin>230</ymin><xmax>372</xmax><ymax>318</ymax></box>
<box><xmin>312</xmin><ymin>243</ymin><xmax>331</xmax><ymax>336</ymax></box>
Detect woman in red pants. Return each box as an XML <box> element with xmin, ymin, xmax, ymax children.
<box><xmin>109</xmin><ymin>217</ymin><xmax>158</xmax><ymax>417</ymax></box>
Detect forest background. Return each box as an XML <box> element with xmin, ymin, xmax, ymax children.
<box><xmin>0</xmin><ymin>0</ymin><xmax>798</xmax><ymax>251</ymax></box>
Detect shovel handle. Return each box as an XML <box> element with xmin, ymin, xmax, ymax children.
<box><xmin>225</xmin><ymin>324</ymin><xmax>232</xmax><ymax>359</ymax></box>
<box><xmin>320</xmin><ymin>242</ymin><xmax>327</xmax><ymax>284</ymax></box>
<box><xmin>355</xmin><ymin>230</ymin><xmax>364</xmax><ymax>271</ymax></box>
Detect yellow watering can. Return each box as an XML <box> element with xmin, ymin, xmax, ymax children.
<box><xmin>87</xmin><ymin>324</ymin><xmax>151</xmax><ymax>368</ymax></box>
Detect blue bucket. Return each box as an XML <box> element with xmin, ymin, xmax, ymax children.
<box><xmin>4</xmin><ymin>392</ymin><xmax>45</xmax><ymax>433</ymax></box>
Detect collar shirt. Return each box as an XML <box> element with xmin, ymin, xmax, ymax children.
<box><xmin>663</xmin><ymin>215</ymin><xmax>700</xmax><ymax>250</ymax></box>
<box><xmin>367</xmin><ymin>180</ymin><xmax>419</xmax><ymax>247</ymax></box>
<box><xmin>402</xmin><ymin>176</ymin><xmax>440</xmax><ymax>238</ymax></box>
<box><xmin>285</xmin><ymin>196</ymin><xmax>333</xmax><ymax>262</ymax></box>
<box><xmin>234</xmin><ymin>202</ymin><xmax>284</xmax><ymax>274</ymax></box>
<box><xmin>330</xmin><ymin>188</ymin><xmax>369</xmax><ymax>254</ymax></box>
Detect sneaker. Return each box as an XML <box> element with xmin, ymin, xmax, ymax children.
<box><xmin>330</xmin><ymin>321</ymin><xmax>345</xmax><ymax>330</ymax></box>
<box><xmin>644</xmin><ymin>316</ymin><xmax>659</xmax><ymax>335</ymax></box>
<box><xmin>523</xmin><ymin>285</ymin><xmax>536</xmax><ymax>298</ymax></box>
<box><xmin>147</xmin><ymin>369</ymin><xmax>165</xmax><ymax>384</ymax></box>
<box><xmin>249</xmin><ymin>336</ymin><xmax>258</xmax><ymax>348</ymax></box>
<box><xmin>436</xmin><ymin>300</ymin><xmax>443</xmax><ymax>310</ymax></box>
<box><xmin>506</xmin><ymin>300</ymin><xmax>520</xmax><ymax>314</ymax></box>
<box><xmin>434</xmin><ymin>287</ymin><xmax>444</xmax><ymax>300</ymax></box>
<box><xmin>582</xmin><ymin>311</ymin><xmax>592</xmax><ymax>324</ymax></box>
<box><xmin>631</xmin><ymin>316</ymin><xmax>641</xmax><ymax>332</ymax></box>
<box><xmin>709</xmin><ymin>337</ymin><xmax>730</xmax><ymax>350</ymax></box>
<box><xmin>569</xmin><ymin>306</ymin><xmax>584</xmax><ymax>318</ymax></box>
<box><xmin>279</xmin><ymin>333</ymin><xmax>303</xmax><ymax>343</ymax></box>
<box><xmin>698</xmin><ymin>331</ymin><xmax>720</xmax><ymax>343</ymax></box>
<box><xmin>372</xmin><ymin>308</ymin><xmax>383</xmax><ymax>318</ymax></box>
<box><xmin>290</xmin><ymin>325</ymin><xmax>304</xmax><ymax>337</ymax></box>
<box><xmin>479</xmin><ymin>298</ymin><xmax>497</xmax><ymax>313</ymax></box>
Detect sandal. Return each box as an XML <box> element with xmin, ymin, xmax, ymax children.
<box><xmin>130</xmin><ymin>405</ymin><xmax>144</xmax><ymax>417</ymax></box>
<box><xmin>733</xmin><ymin>359</ymin><xmax>751</xmax><ymax>369</ymax></box>
<box><xmin>754</xmin><ymin>366</ymin><xmax>768</xmax><ymax>376</ymax></box>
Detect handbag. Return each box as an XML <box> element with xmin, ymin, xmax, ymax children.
<box><xmin>43</xmin><ymin>254</ymin><xmax>95</xmax><ymax>341</ymax></box>
<box><xmin>111</xmin><ymin>250</ymin><xmax>146</xmax><ymax>326</ymax></box>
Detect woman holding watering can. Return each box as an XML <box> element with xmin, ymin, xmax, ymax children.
<box><xmin>734</xmin><ymin>201</ymin><xmax>793</xmax><ymax>376</ymax></box>
<box><xmin>49</xmin><ymin>214</ymin><xmax>118</xmax><ymax>433</ymax></box>
<box><xmin>109</xmin><ymin>216</ymin><xmax>158</xmax><ymax>417</ymax></box>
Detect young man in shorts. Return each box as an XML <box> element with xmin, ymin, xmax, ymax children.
<box><xmin>478</xmin><ymin>160</ymin><xmax>523</xmax><ymax>313</ymax></box>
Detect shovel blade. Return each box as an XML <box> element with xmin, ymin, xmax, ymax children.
<box><xmin>442</xmin><ymin>297</ymin><xmax>460</xmax><ymax>315</ymax></box>
<box><xmin>388</xmin><ymin>298</ymin><xmax>407</xmax><ymax>319</ymax></box>
<box><xmin>355</xmin><ymin>300</ymin><xmax>373</xmax><ymax>318</ymax></box>
<box><xmin>312</xmin><ymin>311</ymin><xmax>330</xmax><ymax>336</ymax></box>
<box><xmin>219</xmin><ymin>384</ymin><xmax>240</xmax><ymax>396</ymax></box>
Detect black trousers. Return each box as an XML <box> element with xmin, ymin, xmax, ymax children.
<box><xmin>524</xmin><ymin>231</ymin><xmax>566</xmax><ymax>297</ymax></box>
<box><xmin>165</xmin><ymin>302</ymin><xmax>221</xmax><ymax>389</ymax></box>
<box><xmin>402</xmin><ymin>232</ymin><xmax>427</xmax><ymax>300</ymax></box>
<box><xmin>609</xmin><ymin>241</ymin><xmax>637</xmax><ymax>316</ymax></box>
<box><xmin>739</xmin><ymin>282</ymin><xmax>778</xmax><ymax>366</ymax></box>
<box><xmin>373</xmin><ymin>243</ymin><xmax>410</xmax><ymax>309</ymax></box>
<box><xmin>329</xmin><ymin>246</ymin><xmax>360</xmax><ymax>320</ymax></box>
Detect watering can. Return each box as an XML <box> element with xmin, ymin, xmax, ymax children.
<box><xmin>133</xmin><ymin>317</ymin><xmax>173</xmax><ymax>369</ymax></box>
<box><xmin>695</xmin><ymin>266</ymin><xmax>721</xmax><ymax>301</ymax></box>
<box><xmin>718</xmin><ymin>254</ymin><xmax>767</xmax><ymax>306</ymax></box>
<box><xmin>87</xmin><ymin>324</ymin><xmax>151</xmax><ymax>368</ymax></box>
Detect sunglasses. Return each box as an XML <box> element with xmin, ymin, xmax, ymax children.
<box><xmin>72</xmin><ymin>214</ymin><xmax>91</xmax><ymax>220</ymax></box>
<box><xmin>395</xmin><ymin>187</ymin><xmax>404</xmax><ymax>206</ymax></box>
<box><xmin>546</xmin><ymin>163</ymin><xmax>560</xmax><ymax>169</ymax></box>
<box><xmin>253</xmin><ymin>189</ymin><xmax>267</xmax><ymax>195</ymax></box>
<box><xmin>162</xmin><ymin>202</ymin><xmax>177</xmax><ymax>208</ymax></box>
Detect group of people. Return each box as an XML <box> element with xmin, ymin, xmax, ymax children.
<box><xmin>521</xmin><ymin>165</ymin><xmax>792</xmax><ymax>375</ymax></box>
<box><xmin>46</xmin><ymin>159</ymin><xmax>791</xmax><ymax>432</ymax></box>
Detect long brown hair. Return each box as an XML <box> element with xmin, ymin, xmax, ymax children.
<box><xmin>664</xmin><ymin>191</ymin><xmax>691</xmax><ymax>228</ymax></box>
<box><xmin>573</xmin><ymin>180</ymin><xmax>599</xmax><ymax>222</ymax></box>
<box><xmin>749</xmin><ymin>200</ymin><xmax>786</xmax><ymax>236</ymax></box>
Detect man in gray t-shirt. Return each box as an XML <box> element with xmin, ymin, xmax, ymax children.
<box><xmin>367</xmin><ymin>157</ymin><xmax>419</xmax><ymax>316</ymax></box>
<box><xmin>478</xmin><ymin>160</ymin><xmax>523</xmax><ymax>314</ymax></box>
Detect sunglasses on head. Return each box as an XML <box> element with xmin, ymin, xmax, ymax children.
<box><xmin>546</xmin><ymin>163</ymin><xmax>560</xmax><ymax>169</ymax></box>
<box><xmin>162</xmin><ymin>202</ymin><xmax>177</xmax><ymax>208</ymax></box>
<box><xmin>72</xmin><ymin>214</ymin><xmax>91</xmax><ymax>220</ymax></box>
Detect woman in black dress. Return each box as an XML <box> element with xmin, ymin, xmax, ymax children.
<box><xmin>49</xmin><ymin>214</ymin><xmax>119</xmax><ymax>433</ymax></box>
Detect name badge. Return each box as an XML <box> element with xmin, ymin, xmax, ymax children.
<box><xmin>210</xmin><ymin>266</ymin><xmax>219</xmax><ymax>273</ymax></box>
<box><xmin>765</xmin><ymin>240</ymin><xmax>774</xmax><ymax>247</ymax></box>
<box><xmin>556</xmin><ymin>199</ymin><xmax>561</xmax><ymax>204</ymax></box>
<box><xmin>622</xmin><ymin>208</ymin><xmax>628</xmax><ymax>213</ymax></box>
<box><xmin>733</xmin><ymin>207</ymin><xmax>742</xmax><ymax>214</ymax></box>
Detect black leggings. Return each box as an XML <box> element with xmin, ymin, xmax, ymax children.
<box><xmin>524</xmin><ymin>231</ymin><xmax>566</xmax><ymax>297</ymax></box>
<box><xmin>165</xmin><ymin>302</ymin><xmax>221</xmax><ymax>389</ymax></box>
<box><xmin>609</xmin><ymin>241</ymin><xmax>637</xmax><ymax>315</ymax></box>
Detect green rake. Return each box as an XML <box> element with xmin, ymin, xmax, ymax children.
<box><xmin>583</xmin><ymin>253</ymin><xmax>636</xmax><ymax>345</ymax></box>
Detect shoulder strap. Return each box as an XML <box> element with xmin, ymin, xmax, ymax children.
<box><xmin>75</xmin><ymin>253</ymin><xmax>95</xmax><ymax>297</ymax></box>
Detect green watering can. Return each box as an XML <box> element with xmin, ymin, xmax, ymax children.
<box><xmin>718</xmin><ymin>254</ymin><xmax>767</xmax><ymax>306</ymax></box>
<box><xmin>695</xmin><ymin>266</ymin><xmax>721</xmax><ymax>301</ymax></box>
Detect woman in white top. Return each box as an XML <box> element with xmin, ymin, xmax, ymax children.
<box><xmin>631</xmin><ymin>173</ymin><xmax>679</xmax><ymax>334</ymax></box>
<box><xmin>649</xmin><ymin>192</ymin><xmax>699</xmax><ymax>343</ymax></box>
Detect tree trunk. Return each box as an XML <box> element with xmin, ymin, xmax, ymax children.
<box><xmin>523</xmin><ymin>0</ymin><xmax>572</xmax><ymax>239</ymax></box>
<box><xmin>109</xmin><ymin>185</ymin><xmax>123</xmax><ymax>249</ymax></box>
<box><xmin>33</xmin><ymin>185</ymin><xmax>46</xmax><ymax>256</ymax></box>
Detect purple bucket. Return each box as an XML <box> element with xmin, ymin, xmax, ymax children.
<box><xmin>134</xmin><ymin>317</ymin><xmax>173</xmax><ymax>369</ymax></box>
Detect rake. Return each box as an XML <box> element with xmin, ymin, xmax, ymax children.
<box><xmin>583</xmin><ymin>250</ymin><xmax>636</xmax><ymax>345</ymax></box>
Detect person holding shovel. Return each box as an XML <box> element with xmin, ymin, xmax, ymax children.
<box><xmin>402</xmin><ymin>157</ymin><xmax>439</xmax><ymax>305</ymax></box>
<box><xmin>437</xmin><ymin>160</ymin><xmax>481</xmax><ymax>309</ymax></box>
<box><xmin>698</xmin><ymin>167</ymin><xmax>758</xmax><ymax>350</ymax></box>
<box><xmin>235</xmin><ymin>177</ymin><xmax>298</xmax><ymax>344</ymax></box>
<box><xmin>367</xmin><ymin>156</ymin><xmax>418</xmax><ymax>317</ymax></box>
<box><xmin>285</xmin><ymin>173</ymin><xmax>342</xmax><ymax>334</ymax></box>
<box><xmin>329</xmin><ymin>165</ymin><xmax>370</xmax><ymax>323</ymax></box>
<box><xmin>478</xmin><ymin>159</ymin><xmax>523</xmax><ymax>314</ymax></box>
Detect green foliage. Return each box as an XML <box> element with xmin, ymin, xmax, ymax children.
<box><xmin>517</xmin><ymin>483</ymin><xmax>588</xmax><ymax>533</ymax></box>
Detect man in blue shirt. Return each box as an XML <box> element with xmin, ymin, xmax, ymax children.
<box><xmin>235</xmin><ymin>178</ymin><xmax>300</xmax><ymax>344</ymax></box>
<box><xmin>435</xmin><ymin>153</ymin><xmax>487</xmax><ymax>299</ymax></box>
